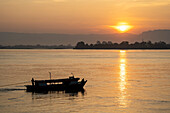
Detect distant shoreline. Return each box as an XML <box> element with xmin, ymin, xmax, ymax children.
<box><xmin>0</xmin><ymin>45</ymin><xmax>73</xmax><ymax>49</ymax></box>
<box><xmin>1</xmin><ymin>40</ymin><xmax>170</xmax><ymax>50</ymax></box>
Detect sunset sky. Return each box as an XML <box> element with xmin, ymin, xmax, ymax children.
<box><xmin>0</xmin><ymin>0</ymin><xmax>170</xmax><ymax>34</ymax></box>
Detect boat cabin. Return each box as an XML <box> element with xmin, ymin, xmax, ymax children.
<box><xmin>31</xmin><ymin>76</ymin><xmax>80</xmax><ymax>86</ymax></box>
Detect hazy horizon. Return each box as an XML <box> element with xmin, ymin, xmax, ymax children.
<box><xmin>0</xmin><ymin>29</ymin><xmax>170</xmax><ymax>46</ymax></box>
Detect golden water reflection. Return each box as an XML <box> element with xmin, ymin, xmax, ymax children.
<box><xmin>119</xmin><ymin>50</ymin><xmax>127</xmax><ymax>107</ymax></box>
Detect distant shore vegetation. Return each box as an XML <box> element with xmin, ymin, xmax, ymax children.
<box><xmin>74</xmin><ymin>41</ymin><xmax>170</xmax><ymax>49</ymax></box>
<box><xmin>0</xmin><ymin>44</ymin><xmax>73</xmax><ymax>49</ymax></box>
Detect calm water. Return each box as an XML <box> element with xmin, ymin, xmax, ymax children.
<box><xmin>0</xmin><ymin>49</ymin><xmax>170</xmax><ymax>113</ymax></box>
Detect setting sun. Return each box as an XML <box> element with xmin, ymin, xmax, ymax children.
<box><xmin>110</xmin><ymin>22</ymin><xmax>133</xmax><ymax>33</ymax></box>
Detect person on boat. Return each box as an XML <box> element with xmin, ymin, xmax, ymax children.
<box><xmin>31</xmin><ymin>78</ymin><xmax>35</xmax><ymax>86</ymax></box>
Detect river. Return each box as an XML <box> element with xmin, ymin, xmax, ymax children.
<box><xmin>0</xmin><ymin>49</ymin><xmax>170</xmax><ymax>113</ymax></box>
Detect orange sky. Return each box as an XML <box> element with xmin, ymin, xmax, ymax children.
<box><xmin>0</xmin><ymin>0</ymin><xmax>170</xmax><ymax>34</ymax></box>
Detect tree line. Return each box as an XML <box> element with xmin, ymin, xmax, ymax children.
<box><xmin>74</xmin><ymin>41</ymin><xmax>170</xmax><ymax>49</ymax></box>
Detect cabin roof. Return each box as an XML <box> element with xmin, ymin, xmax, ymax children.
<box><xmin>34</xmin><ymin>77</ymin><xmax>80</xmax><ymax>83</ymax></box>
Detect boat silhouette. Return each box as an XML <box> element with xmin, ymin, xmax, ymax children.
<box><xmin>25</xmin><ymin>76</ymin><xmax>87</xmax><ymax>92</ymax></box>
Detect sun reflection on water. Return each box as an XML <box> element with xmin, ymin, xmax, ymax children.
<box><xmin>119</xmin><ymin>50</ymin><xmax>127</xmax><ymax>107</ymax></box>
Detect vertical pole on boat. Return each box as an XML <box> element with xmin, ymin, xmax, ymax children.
<box><xmin>49</xmin><ymin>72</ymin><xmax>51</xmax><ymax>85</ymax></box>
<box><xmin>49</xmin><ymin>72</ymin><xmax>51</xmax><ymax>80</ymax></box>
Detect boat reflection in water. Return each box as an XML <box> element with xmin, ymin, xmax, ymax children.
<box><xmin>119</xmin><ymin>50</ymin><xmax>128</xmax><ymax>107</ymax></box>
<box><xmin>30</xmin><ymin>89</ymin><xmax>86</xmax><ymax>100</ymax></box>
<box><xmin>27</xmin><ymin>88</ymin><xmax>86</xmax><ymax>95</ymax></box>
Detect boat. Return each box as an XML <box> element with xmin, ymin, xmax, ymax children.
<box><xmin>25</xmin><ymin>76</ymin><xmax>87</xmax><ymax>92</ymax></box>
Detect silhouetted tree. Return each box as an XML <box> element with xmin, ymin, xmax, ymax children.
<box><xmin>108</xmin><ymin>41</ymin><xmax>113</xmax><ymax>45</ymax></box>
<box><xmin>102</xmin><ymin>41</ymin><xmax>107</xmax><ymax>45</ymax></box>
<box><xmin>119</xmin><ymin>41</ymin><xmax>129</xmax><ymax>48</ymax></box>
<box><xmin>76</xmin><ymin>41</ymin><xmax>86</xmax><ymax>48</ymax></box>
<box><xmin>96</xmin><ymin>41</ymin><xmax>101</xmax><ymax>45</ymax></box>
